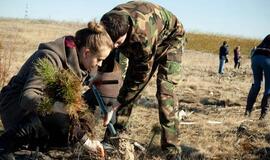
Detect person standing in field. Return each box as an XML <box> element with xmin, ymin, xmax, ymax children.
<box><xmin>218</xmin><ymin>41</ymin><xmax>229</xmax><ymax>74</ymax></box>
<box><xmin>98</xmin><ymin>1</ymin><xmax>185</xmax><ymax>160</ymax></box>
<box><xmin>233</xmin><ymin>46</ymin><xmax>241</xmax><ymax>69</ymax></box>
<box><xmin>245</xmin><ymin>34</ymin><xmax>270</xmax><ymax>120</ymax></box>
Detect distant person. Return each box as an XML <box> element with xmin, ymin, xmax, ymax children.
<box><xmin>245</xmin><ymin>34</ymin><xmax>270</xmax><ymax>120</ymax></box>
<box><xmin>218</xmin><ymin>41</ymin><xmax>229</xmax><ymax>74</ymax></box>
<box><xmin>0</xmin><ymin>22</ymin><xmax>113</xmax><ymax>159</ymax></box>
<box><xmin>99</xmin><ymin>1</ymin><xmax>185</xmax><ymax>159</ymax></box>
<box><xmin>233</xmin><ymin>46</ymin><xmax>241</xmax><ymax>69</ymax></box>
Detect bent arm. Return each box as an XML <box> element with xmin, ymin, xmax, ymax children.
<box><xmin>117</xmin><ymin>42</ymin><xmax>154</xmax><ymax>105</ymax></box>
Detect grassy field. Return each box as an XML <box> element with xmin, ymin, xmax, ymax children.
<box><xmin>0</xmin><ymin>18</ymin><xmax>269</xmax><ymax>160</ymax></box>
<box><xmin>0</xmin><ymin>18</ymin><xmax>84</xmax><ymax>87</ymax></box>
<box><xmin>186</xmin><ymin>32</ymin><xmax>260</xmax><ymax>58</ymax></box>
<box><xmin>0</xmin><ymin>18</ymin><xmax>261</xmax><ymax>88</ymax></box>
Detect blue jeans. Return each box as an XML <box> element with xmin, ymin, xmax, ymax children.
<box><xmin>246</xmin><ymin>55</ymin><xmax>270</xmax><ymax>113</ymax></box>
<box><xmin>218</xmin><ymin>56</ymin><xmax>226</xmax><ymax>74</ymax></box>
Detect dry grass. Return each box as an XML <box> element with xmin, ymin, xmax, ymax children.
<box><xmin>0</xmin><ymin>18</ymin><xmax>84</xmax><ymax>82</ymax></box>
<box><xmin>0</xmin><ymin>39</ymin><xmax>12</xmax><ymax>87</ymax></box>
<box><xmin>186</xmin><ymin>32</ymin><xmax>261</xmax><ymax>58</ymax></box>
<box><xmin>0</xmin><ymin>19</ymin><xmax>269</xmax><ymax>159</ymax></box>
<box><xmin>119</xmin><ymin>50</ymin><xmax>269</xmax><ymax>159</ymax></box>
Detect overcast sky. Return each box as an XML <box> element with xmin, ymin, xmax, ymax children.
<box><xmin>0</xmin><ymin>0</ymin><xmax>269</xmax><ymax>39</ymax></box>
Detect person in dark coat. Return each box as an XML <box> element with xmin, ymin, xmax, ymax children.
<box><xmin>218</xmin><ymin>41</ymin><xmax>229</xmax><ymax>74</ymax></box>
<box><xmin>0</xmin><ymin>21</ymin><xmax>113</xmax><ymax>159</ymax></box>
<box><xmin>245</xmin><ymin>34</ymin><xmax>270</xmax><ymax>120</ymax></box>
<box><xmin>234</xmin><ymin>46</ymin><xmax>241</xmax><ymax>69</ymax></box>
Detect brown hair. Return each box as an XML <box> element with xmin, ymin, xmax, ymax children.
<box><xmin>75</xmin><ymin>21</ymin><xmax>113</xmax><ymax>53</ymax></box>
<box><xmin>101</xmin><ymin>11</ymin><xmax>129</xmax><ymax>43</ymax></box>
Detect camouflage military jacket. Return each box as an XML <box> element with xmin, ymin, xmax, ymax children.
<box><xmin>105</xmin><ymin>1</ymin><xmax>185</xmax><ymax>105</ymax></box>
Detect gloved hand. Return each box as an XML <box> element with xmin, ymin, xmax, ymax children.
<box><xmin>225</xmin><ymin>57</ymin><xmax>229</xmax><ymax>63</ymax></box>
<box><xmin>81</xmin><ymin>135</ymin><xmax>105</xmax><ymax>158</ymax></box>
<box><xmin>103</xmin><ymin>100</ymin><xmax>121</xmax><ymax>126</ymax></box>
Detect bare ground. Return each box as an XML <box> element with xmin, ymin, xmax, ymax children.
<box><xmin>111</xmin><ymin>50</ymin><xmax>270</xmax><ymax>160</ymax></box>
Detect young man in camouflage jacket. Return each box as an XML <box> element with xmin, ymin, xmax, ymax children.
<box><xmin>99</xmin><ymin>1</ymin><xmax>185</xmax><ymax>159</ymax></box>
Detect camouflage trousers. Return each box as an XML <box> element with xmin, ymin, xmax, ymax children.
<box><xmin>116</xmin><ymin>57</ymin><xmax>182</xmax><ymax>154</ymax></box>
<box><xmin>156</xmin><ymin>53</ymin><xmax>181</xmax><ymax>153</ymax></box>
<box><xmin>117</xmin><ymin>35</ymin><xmax>184</xmax><ymax>154</ymax></box>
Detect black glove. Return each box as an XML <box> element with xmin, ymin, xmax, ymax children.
<box><xmin>225</xmin><ymin>57</ymin><xmax>229</xmax><ymax>63</ymax></box>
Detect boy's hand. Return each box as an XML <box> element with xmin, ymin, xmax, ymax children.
<box><xmin>83</xmin><ymin>139</ymin><xmax>105</xmax><ymax>158</ymax></box>
<box><xmin>103</xmin><ymin>101</ymin><xmax>121</xmax><ymax>126</ymax></box>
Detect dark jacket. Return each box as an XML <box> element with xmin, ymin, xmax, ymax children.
<box><xmin>253</xmin><ymin>34</ymin><xmax>270</xmax><ymax>57</ymax></box>
<box><xmin>234</xmin><ymin>48</ymin><xmax>241</xmax><ymax>62</ymax></box>
<box><xmin>219</xmin><ymin>44</ymin><xmax>229</xmax><ymax>59</ymax></box>
<box><xmin>0</xmin><ymin>36</ymin><xmax>87</xmax><ymax>129</ymax></box>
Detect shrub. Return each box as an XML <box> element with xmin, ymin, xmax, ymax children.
<box><xmin>35</xmin><ymin>58</ymin><xmax>87</xmax><ymax>118</ymax></box>
<box><xmin>35</xmin><ymin>58</ymin><xmax>97</xmax><ymax>138</ymax></box>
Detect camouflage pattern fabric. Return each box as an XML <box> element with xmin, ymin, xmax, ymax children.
<box><xmin>118</xmin><ymin>52</ymin><xmax>129</xmax><ymax>78</ymax></box>
<box><xmin>157</xmin><ymin>51</ymin><xmax>182</xmax><ymax>153</ymax></box>
<box><xmin>103</xmin><ymin>1</ymin><xmax>185</xmax><ymax>153</ymax></box>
